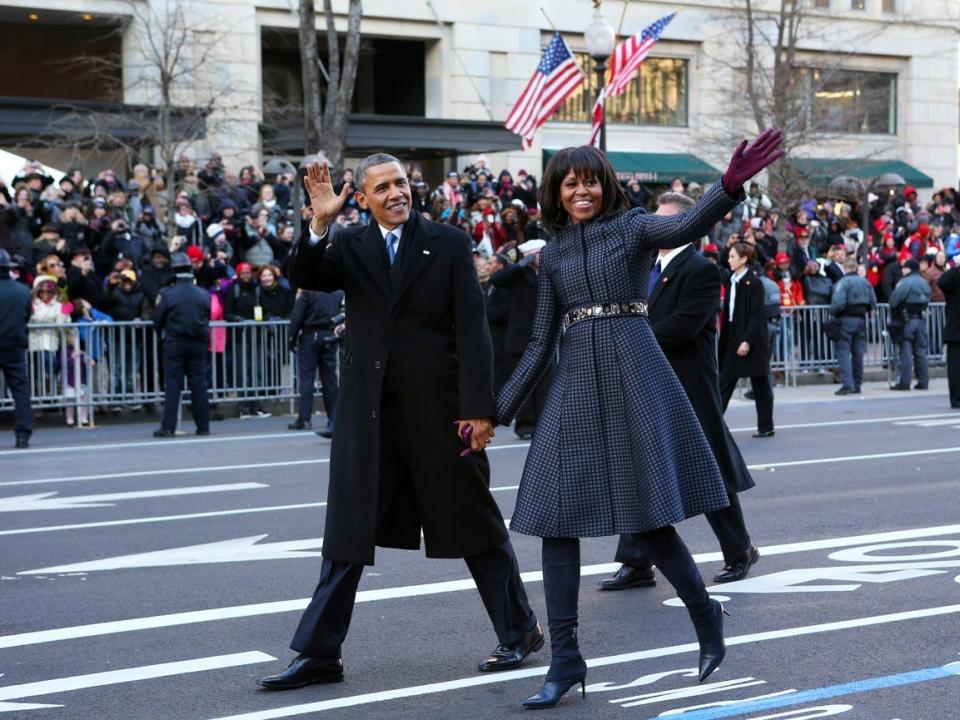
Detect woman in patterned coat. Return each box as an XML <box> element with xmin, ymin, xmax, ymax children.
<box><xmin>496</xmin><ymin>131</ymin><xmax>783</xmax><ymax>709</ymax></box>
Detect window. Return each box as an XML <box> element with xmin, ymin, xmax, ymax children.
<box><xmin>554</xmin><ymin>53</ymin><xmax>688</xmax><ymax>127</ymax></box>
<box><xmin>814</xmin><ymin>0</ymin><xmax>830</xmax><ymax>7</ymax></box>
<box><xmin>882</xmin><ymin>0</ymin><xmax>896</xmax><ymax>11</ymax></box>
<box><xmin>850</xmin><ymin>0</ymin><xmax>865</xmax><ymax>9</ymax></box>
<box><xmin>796</xmin><ymin>68</ymin><xmax>897</xmax><ymax>134</ymax></box>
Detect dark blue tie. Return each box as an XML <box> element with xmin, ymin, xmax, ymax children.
<box><xmin>647</xmin><ymin>260</ymin><xmax>662</xmax><ymax>298</ymax></box>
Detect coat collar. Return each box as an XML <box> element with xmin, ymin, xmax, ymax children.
<box><xmin>649</xmin><ymin>244</ymin><xmax>695</xmax><ymax>307</ymax></box>
<box><xmin>391</xmin><ymin>211</ymin><xmax>438</xmax><ymax>310</ymax></box>
<box><xmin>355</xmin><ymin>221</ymin><xmax>393</xmax><ymax>300</ymax></box>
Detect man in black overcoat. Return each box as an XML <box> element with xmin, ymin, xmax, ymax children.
<box><xmin>257</xmin><ymin>156</ymin><xmax>541</xmax><ymax>690</ymax></box>
<box><xmin>488</xmin><ymin>239</ymin><xmax>553</xmax><ymax>439</ymax></box>
<box><xmin>938</xmin><ymin>266</ymin><xmax>960</xmax><ymax>408</ymax></box>
<box><xmin>599</xmin><ymin>194</ymin><xmax>759</xmax><ymax>592</ymax></box>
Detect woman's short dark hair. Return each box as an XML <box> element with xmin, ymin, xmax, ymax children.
<box><xmin>730</xmin><ymin>241</ymin><xmax>756</xmax><ymax>264</ymax></box>
<box><xmin>538</xmin><ymin>146</ymin><xmax>629</xmax><ymax>234</ymax></box>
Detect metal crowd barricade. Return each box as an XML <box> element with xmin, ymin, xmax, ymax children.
<box><xmin>0</xmin><ymin>320</ymin><xmax>300</xmax><ymax>420</ymax></box>
<box><xmin>767</xmin><ymin>303</ymin><xmax>946</xmax><ymax>386</ymax></box>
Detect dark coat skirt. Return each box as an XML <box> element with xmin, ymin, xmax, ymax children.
<box><xmin>497</xmin><ymin>182</ymin><xmax>738</xmax><ymax>538</ymax></box>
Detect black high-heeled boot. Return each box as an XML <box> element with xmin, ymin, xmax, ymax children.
<box><xmin>522</xmin><ymin>537</ymin><xmax>587</xmax><ymax>710</ymax></box>
<box><xmin>634</xmin><ymin>526</ymin><xmax>728</xmax><ymax>682</ymax></box>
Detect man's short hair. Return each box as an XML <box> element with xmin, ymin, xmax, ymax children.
<box><xmin>656</xmin><ymin>191</ymin><xmax>695</xmax><ymax>210</ymax></box>
<box><xmin>843</xmin><ymin>257</ymin><xmax>858</xmax><ymax>272</ymax></box>
<box><xmin>355</xmin><ymin>153</ymin><xmax>403</xmax><ymax>193</ymax></box>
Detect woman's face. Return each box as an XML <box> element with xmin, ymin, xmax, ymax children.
<box><xmin>239</xmin><ymin>267</ymin><xmax>252</xmax><ymax>282</ymax></box>
<box><xmin>560</xmin><ymin>170</ymin><xmax>602</xmax><ymax>225</ymax></box>
<box><xmin>261</xmin><ymin>185</ymin><xmax>274</xmax><ymax>201</ymax></box>
<box><xmin>728</xmin><ymin>248</ymin><xmax>746</xmax><ymax>272</ymax></box>
<box><xmin>36</xmin><ymin>285</ymin><xmax>56</xmax><ymax>303</ymax></box>
<box><xmin>259</xmin><ymin>269</ymin><xmax>275</xmax><ymax>286</ymax></box>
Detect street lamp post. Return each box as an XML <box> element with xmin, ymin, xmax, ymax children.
<box><xmin>584</xmin><ymin>1</ymin><xmax>616</xmax><ymax>152</ymax></box>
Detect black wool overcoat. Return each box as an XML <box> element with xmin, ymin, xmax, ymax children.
<box><xmin>290</xmin><ymin>211</ymin><xmax>508</xmax><ymax>565</ymax></box>
<box><xmin>649</xmin><ymin>245</ymin><xmax>754</xmax><ymax>494</ymax></box>
<box><xmin>938</xmin><ymin>267</ymin><xmax>960</xmax><ymax>343</ymax></box>
<box><xmin>719</xmin><ymin>267</ymin><xmax>769</xmax><ymax>379</ymax></box>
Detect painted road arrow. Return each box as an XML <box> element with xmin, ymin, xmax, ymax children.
<box><xmin>0</xmin><ymin>483</ymin><xmax>267</xmax><ymax>512</ymax></box>
<box><xmin>19</xmin><ymin>534</ymin><xmax>323</xmax><ymax>574</ymax></box>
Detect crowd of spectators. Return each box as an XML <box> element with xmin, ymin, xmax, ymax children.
<box><xmin>2</xmin><ymin>149</ymin><xmax>958</xmax><ymax>417</ymax></box>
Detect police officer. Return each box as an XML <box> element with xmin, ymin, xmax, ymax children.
<box><xmin>889</xmin><ymin>258</ymin><xmax>932</xmax><ymax>391</ymax></box>
<box><xmin>830</xmin><ymin>256</ymin><xmax>877</xmax><ymax>395</ymax></box>
<box><xmin>0</xmin><ymin>250</ymin><xmax>33</xmax><ymax>448</ymax></box>
<box><xmin>152</xmin><ymin>252</ymin><xmax>211</xmax><ymax>437</ymax></box>
<box><xmin>287</xmin><ymin>288</ymin><xmax>345</xmax><ymax>438</ymax></box>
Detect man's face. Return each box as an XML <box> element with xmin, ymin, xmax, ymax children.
<box><xmin>239</xmin><ymin>267</ymin><xmax>252</xmax><ymax>282</ymax></box>
<box><xmin>355</xmin><ymin>162</ymin><xmax>411</xmax><ymax>228</ymax></box>
<box><xmin>152</xmin><ymin>254</ymin><xmax>169</xmax><ymax>269</ymax></box>
<box><xmin>834</xmin><ymin>248</ymin><xmax>847</xmax><ymax>263</ymax></box>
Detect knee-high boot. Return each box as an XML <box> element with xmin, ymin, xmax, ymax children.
<box><xmin>521</xmin><ymin>537</ymin><xmax>587</xmax><ymax>709</ymax></box>
<box><xmin>636</xmin><ymin>526</ymin><xmax>727</xmax><ymax>682</ymax></box>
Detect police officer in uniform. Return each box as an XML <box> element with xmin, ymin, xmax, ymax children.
<box><xmin>889</xmin><ymin>258</ymin><xmax>932</xmax><ymax>391</ymax></box>
<box><xmin>287</xmin><ymin>288</ymin><xmax>345</xmax><ymax>438</ymax></box>
<box><xmin>830</xmin><ymin>256</ymin><xmax>877</xmax><ymax>395</ymax></box>
<box><xmin>152</xmin><ymin>252</ymin><xmax>211</xmax><ymax>437</ymax></box>
<box><xmin>0</xmin><ymin>249</ymin><xmax>33</xmax><ymax>448</ymax></box>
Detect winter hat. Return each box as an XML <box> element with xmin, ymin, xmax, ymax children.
<box><xmin>142</xmin><ymin>205</ymin><xmax>155</xmax><ymax>215</ymax></box>
<box><xmin>206</xmin><ymin>223</ymin><xmax>226</xmax><ymax>241</ymax></box>
<box><xmin>775</xmin><ymin>252</ymin><xmax>790</xmax><ymax>264</ymax></box>
<box><xmin>219</xmin><ymin>198</ymin><xmax>237</xmax><ymax>212</ymax></box>
<box><xmin>902</xmin><ymin>258</ymin><xmax>920</xmax><ymax>272</ymax></box>
<box><xmin>186</xmin><ymin>245</ymin><xmax>204</xmax><ymax>262</ymax></box>
<box><xmin>151</xmin><ymin>245</ymin><xmax>171</xmax><ymax>259</ymax></box>
<box><xmin>0</xmin><ymin>249</ymin><xmax>10</xmax><ymax>268</ymax></box>
<box><xmin>171</xmin><ymin>253</ymin><xmax>192</xmax><ymax>270</ymax></box>
<box><xmin>904</xmin><ymin>186</ymin><xmax>917</xmax><ymax>199</ymax></box>
<box><xmin>235</xmin><ymin>262</ymin><xmax>253</xmax><ymax>275</ymax></box>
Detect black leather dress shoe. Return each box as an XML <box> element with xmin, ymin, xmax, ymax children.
<box><xmin>713</xmin><ymin>545</ymin><xmax>759</xmax><ymax>583</ymax></box>
<box><xmin>15</xmin><ymin>436</ymin><xmax>29</xmax><ymax>449</ymax></box>
<box><xmin>598</xmin><ymin>564</ymin><xmax>656</xmax><ymax>591</ymax></box>
<box><xmin>256</xmin><ymin>655</ymin><xmax>343</xmax><ymax>690</ymax></box>
<box><xmin>752</xmin><ymin>430</ymin><xmax>775</xmax><ymax>438</ymax></box>
<box><xmin>288</xmin><ymin>419</ymin><xmax>312</xmax><ymax>430</ymax></box>
<box><xmin>196</xmin><ymin>429</ymin><xmax>210</xmax><ymax>436</ymax></box>
<box><xmin>914</xmin><ymin>384</ymin><xmax>928</xmax><ymax>390</ymax></box>
<box><xmin>153</xmin><ymin>429</ymin><xmax>175</xmax><ymax>438</ymax></box>
<box><xmin>890</xmin><ymin>384</ymin><xmax>911</xmax><ymax>391</ymax></box>
<box><xmin>316</xmin><ymin>429</ymin><xmax>334</xmax><ymax>439</ymax></box>
<box><xmin>477</xmin><ymin>623</ymin><xmax>544</xmax><ymax>672</ymax></box>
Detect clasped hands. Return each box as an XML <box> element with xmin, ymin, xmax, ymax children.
<box><xmin>455</xmin><ymin>418</ymin><xmax>495</xmax><ymax>457</ymax></box>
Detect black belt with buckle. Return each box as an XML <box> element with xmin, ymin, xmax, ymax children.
<box><xmin>561</xmin><ymin>301</ymin><xmax>649</xmax><ymax>332</ymax></box>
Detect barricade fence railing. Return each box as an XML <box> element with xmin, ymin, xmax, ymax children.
<box><xmin>0</xmin><ymin>305</ymin><xmax>947</xmax><ymax>415</ymax></box>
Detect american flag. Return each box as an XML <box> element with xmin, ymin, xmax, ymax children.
<box><xmin>607</xmin><ymin>12</ymin><xmax>676</xmax><ymax>97</ymax></box>
<box><xmin>505</xmin><ymin>33</ymin><xmax>584</xmax><ymax>149</ymax></box>
<box><xmin>588</xmin><ymin>87</ymin><xmax>605</xmax><ymax>148</ymax></box>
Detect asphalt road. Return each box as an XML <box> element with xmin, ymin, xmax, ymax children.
<box><xmin>1</xmin><ymin>379</ymin><xmax>959</xmax><ymax>720</ymax></box>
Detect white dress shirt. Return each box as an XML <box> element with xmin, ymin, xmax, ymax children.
<box><xmin>657</xmin><ymin>243</ymin><xmax>691</xmax><ymax>274</ymax></box>
<box><xmin>308</xmin><ymin>222</ymin><xmax>403</xmax><ymax>250</ymax></box>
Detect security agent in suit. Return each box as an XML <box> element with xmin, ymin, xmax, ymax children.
<box><xmin>937</xmin><ymin>266</ymin><xmax>960</xmax><ymax>408</ymax></box>
<box><xmin>152</xmin><ymin>253</ymin><xmax>211</xmax><ymax>437</ymax></box>
<box><xmin>889</xmin><ymin>258</ymin><xmax>932</xmax><ymax>390</ymax></box>
<box><xmin>0</xmin><ymin>249</ymin><xmax>33</xmax><ymax>448</ymax></box>
<box><xmin>488</xmin><ymin>239</ymin><xmax>553</xmax><ymax>438</ymax></box>
<box><xmin>719</xmin><ymin>242</ymin><xmax>775</xmax><ymax>437</ymax></box>
<box><xmin>830</xmin><ymin>256</ymin><xmax>877</xmax><ymax>395</ymax></box>
<box><xmin>600</xmin><ymin>194</ymin><xmax>759</xmax><ymax>592</ymax></box>
<box><xmin>287</xmin><ymin>288</ymin><xmax>344</xmax><ymax>436</ymax></box>
<box><xmin>257</xmin><ymin>156</ymin><xmax>540</xmax><ymax>691</ymax></box>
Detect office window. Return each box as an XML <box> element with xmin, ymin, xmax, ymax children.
<box><xmin>882</xmin><ymin>0</ymin><xmax>896</xmax><ymax>11</ymax></box>
<box><xmin>814</xmin><ymin>0</ymin><xmax>830</xmax><ymax>7</ymax></box>
<box><xmin>554</xmin><ymin>53</ymin><xmax>687</xmax><ymax>127</ymax></box>
<box><xmin>797</xmin><ymin>68</ymin><xmax>897</xmax><ymax>134</ymax></box>
<box><xmin>851</xmin><ymin>0</ymin><xmax>865</xmax><ymax>9</ymax></box>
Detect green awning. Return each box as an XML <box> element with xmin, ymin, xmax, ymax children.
<box><xmin>542</xmin><ymin>150</ymin><xmax>720</xmax><ymax>185</ymax></box>
<box><xmin>792</xmin><ymin>158</ymin><xmax>934</xmax><ymax>189</ymax></box>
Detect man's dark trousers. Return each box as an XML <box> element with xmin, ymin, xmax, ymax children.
<box><xmin>296</xmin><ymin>331</ymin><xmax>338</xmax><ymax>430</ymax></box>
<box><xmin>614</xmin><ymin>493</ymin><xmax>751</xmax><ymax>570</ymax></box>
<box><xmin>0</xmin><ymin>347</ymin><xmax>32</xmax><ymax>439</ymax></box>
<box><xmin>948</xmin><ymin>343</ymin><xmax>960</xmax><ymax>407</ymax></box>
<box><xmin>160</xmin><ymin>340</ymin><xmax>210</xmax><ymax>432</ymax></box>
<box><xmin>898</xmin><ymin>317</ymin><xmax>929</xmax><ymax>387</ymax></box>
<box><xmin>291</xmin><ymin>392</ymin><xmax>535</xmax><ymax>659</ymax></box>
<box><xmin>834</xmin><ymin>315</ymin><xmax>866</xmax><ymax>390</ymax></box>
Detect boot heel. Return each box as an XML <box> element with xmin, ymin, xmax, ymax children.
<box><xmin>722</xmin><ymin>606</ymin><xmax>730</xmax><ymax>617</ymax></box>
<box><xmin>580</xmin><ymin>679</ymin><xmax>586</xmax><ymax>698</ymax></box>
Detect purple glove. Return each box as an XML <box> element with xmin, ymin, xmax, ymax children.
<box><xmin>721</xmin><ymin>128</ymin><xmax>785</xmax><ymax>196</ymax></box>
<box><xmin>457</xmin><ymin>422</ymin><xmax>475</xmax><ymax>458</ymax></box>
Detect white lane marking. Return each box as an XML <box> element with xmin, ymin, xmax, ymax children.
<box><xmin>2</xmin><ymin>523</ymin><xmax>957</xmax><ymax>650</ymax></box>
<box><xmin>0</xmin><ymin>483</ymin><xmax>267</xmax><ymax>512</ymax></box>
<box><xmin>0</xmin><ymin>433</ymin><xmax>314</xmax><ymax>456</ymax></box>
<box><xmin>748</xmin><ymin>446</ymin><xmax>960</xmax><ymax>470</ymax></box>
<box><xmin>0</xmin><ymin>701</ymin><xmax>64</xmax><ymax>712</ymax></box>
<box><xmin>205</xmin><ymin>605</ymin><xmax>960</xmax><ymax>719</ymax></box>
<box><xmin>0</xmin><ymin>652</ymin><xmax>274</xmax><ymax>705</ymax></box>
<box><xmin>728</xmin><ymin>412</ymin><xmax>960</xmax><ymax>433</ymax></box>
<box><xmin>0</xmin><ymin>443</ymin><xmax>531</xmax><ymax>488</ymax></box>
<box><xmin>0</xmin><ymin>487</ymin><xmax>519</xmax><ymax>537</ymax></box>
<box><xmin>894</xmin><ymin>418</ymin><xmax>960</xmax><ymax>428</ymax></box>
<box><xmin>19</xmin><ymin>535</ymin><xmax>326</xmax><ymax>574</ymax></box>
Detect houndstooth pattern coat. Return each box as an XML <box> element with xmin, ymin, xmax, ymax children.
<box><xmin>496</xmin><ymin>182</ymin><xmax>737</xmax><ymax>538</ymax></box>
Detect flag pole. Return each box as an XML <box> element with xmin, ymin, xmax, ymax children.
<box><xmin>539</xmin><ymin>6</ymin><xmax>558</xmax><ymax>31</ymax></box>
<box><xmin>615</xmin><ymin>1</ymin><xmax>628</xmax><ymax>37</ymax></box>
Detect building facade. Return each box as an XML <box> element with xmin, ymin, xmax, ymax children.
<box><xmin>0</xmin><ymin>0</ymin><xmax>957</xmax><ymax>195</ymax></box>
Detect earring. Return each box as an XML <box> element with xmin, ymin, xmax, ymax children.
<box><xmin>556</xmin><ymin>201</ymin><xmax>561</xmax><ymax>208</ymax></box>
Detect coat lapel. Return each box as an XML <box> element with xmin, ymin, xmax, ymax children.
<box><xmin>649</xmin><ymin>245</ymin><xmax>694</xmax><ymax>308</ymax></box>
<box><xmin>354</xmin><ymin>222</ymin><xmax>392</xmax><ymax>301</ymax></box>
<box><xmin>391</xmin><ymin>212</ymin><xmax>437</xmax><ymax>310</ymax></box>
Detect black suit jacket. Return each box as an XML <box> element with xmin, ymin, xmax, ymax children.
<box><xmin>289</xmin><ymin>211</ymin><xmax>507</xmax><ymax>565</ymax></box>
<box><xmin>938</xmin><ymin>267</ymin><xmax>960</xmax><ymax>343</ymax></box>
<box><xmin>648</xmin><ymin>246</ymin><xmax>753</xmax><ymax>494</ymax></box>
<box><xmin>488</xmin><ymin>262</ymin><xmax>539</xmax><ymax>354</ymax></box>
<box><xmin>719</xmin><ymin>267</ymin><xmax>769</xmax><ymax>378</ymax></box>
